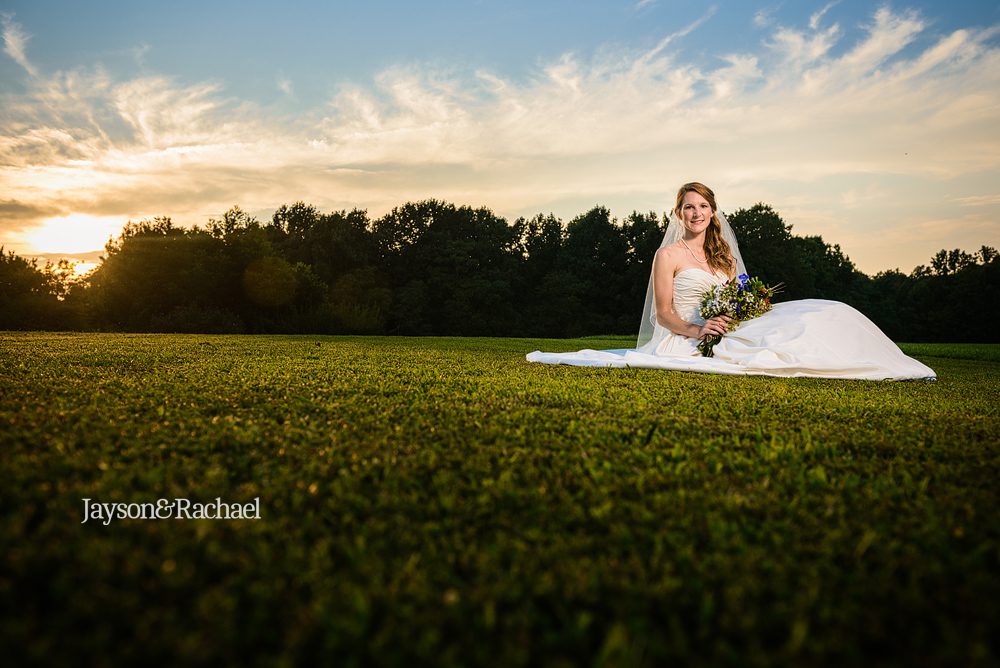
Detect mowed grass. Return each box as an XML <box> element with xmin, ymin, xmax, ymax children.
<box><xmin>1</xmin><ymin>332</ymin><xmax>997</xmax><ymax>667</ymax></box>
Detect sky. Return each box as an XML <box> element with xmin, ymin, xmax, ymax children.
<box><xmin>1</xmin><ymin>0</ymin><xmax>999</xmax><ymax>275</ymax></box>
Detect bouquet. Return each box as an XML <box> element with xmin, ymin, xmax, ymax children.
<box><xmin>697</xmin><ymin>274</ymin><xmax>780</xmax><ymax>357</ymax></box>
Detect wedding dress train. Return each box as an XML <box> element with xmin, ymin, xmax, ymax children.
<box><xmin>526</xmin><ymin>268</ymin><xmax>936</xmax><ymax>381</ymax></box>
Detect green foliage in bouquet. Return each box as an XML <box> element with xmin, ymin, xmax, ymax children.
<box><xmin>698</xmin><ymin>274</ymin><xmax>780</xmax><ymax>357</ymax></box>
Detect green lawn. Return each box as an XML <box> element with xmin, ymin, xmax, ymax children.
<box><xmin>1</xmin><ymin>332</ymin><xmax>997</xmax><ymax>666</ymax></box>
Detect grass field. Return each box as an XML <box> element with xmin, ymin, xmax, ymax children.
<box><xmin>1</xmin><ymin>332</ymin><xmax>998</xmax><ymax>666</ymax></box>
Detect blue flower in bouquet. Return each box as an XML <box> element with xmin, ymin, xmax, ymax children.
<box><xmin>696</xmin><ymin>275</ymin><xmax>780</xmax><ymax>357</ymax></box>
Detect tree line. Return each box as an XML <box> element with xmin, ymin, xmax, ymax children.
<box><xmin>2</xmin><ymin>200</ymin><xmax>997</xmax><ymax>342</ymax></box>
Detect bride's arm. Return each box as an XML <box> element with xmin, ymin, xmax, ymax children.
<box><xmin>652</xmin><ymin>247</ymin><xmax>731</xmax><ymax>340</ymax></box>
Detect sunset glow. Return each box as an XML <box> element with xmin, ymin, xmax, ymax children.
<box><xmin>70</xmin><ymin>261</ymin><xmax>99</xmax><ymax>277</ymax></box>
<box><xmin>22</xmin><ymin>215</ymin><xmax>125</xmax><ymax>256</ymax></box>
<box><xmin>1</xmin><ymin>2</ymin><xmax>998</xmax><ymax>273</ymax></box>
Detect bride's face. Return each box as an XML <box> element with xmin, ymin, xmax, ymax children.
<box><xmin>678</xmin><ymin>191</ymin><xmax>714</xmax><ymax>235</ymax></box>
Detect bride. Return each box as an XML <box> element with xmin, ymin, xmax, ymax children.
<box><xmin>526</xmin><ymin>182</ymin><xmax>936</xmax><ymax>381</ymax></box>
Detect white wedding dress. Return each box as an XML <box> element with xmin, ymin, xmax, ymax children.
<box><xmin>526</xmin><ymin>268</ymin><xmax>936</xmax><ymax>381</ymax></box>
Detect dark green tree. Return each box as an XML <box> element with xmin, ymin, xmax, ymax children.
<box><xmin>726</xmin><ymin>203</ymin><xmax>808</xmax><ymax>298</ymax></box>
<box><xmin>88</xmin><ymin>217</ymin><xmax>239</xmax><ymax>332</ymax></box>
<box><xmin>930</xmin><ymin>248</ymin><xmax>978</xmax><ymax>276</ymax></box>
<box><xmin>513</xmin><ymin>213</ymin><xmax>566</xmax><ymax>337</ymax></box>
<box><xmin>621</xmin><ymin>211</ymin><xmax>667</xmax><ymax>334</ymax></box>
<box><xmin>558</xmin><ymin>206</ymin><xmax>630</xmax><ymax>335</ymax></box>
<box><xmin>270</xmin><ymin>201</ymin><xmax>322</xmax><ymax>252</ymax></box>
<box><xmin>863</xmin><ymin>269</ymin><xmax>914</xmax><ymax>341</ymax></box>
<box><xmin>790</xmin><ymin>235</ymin><xmax>867</xmax><ymax>303</ymax></box>
<box><xmin>0</xmin><ymin>249</ymin><xmax>70</xmax><ymax>329</ymax></box>
<box><xmin>373</xmin><ymin>200</ymin><xmax>521</xmax><ymax>335</ymax></box>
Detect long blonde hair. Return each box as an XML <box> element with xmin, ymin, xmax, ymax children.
<box><xmin>673</xmin><ymin>182</ymin><xmax>735</xmax><ymax>276</ymax></box>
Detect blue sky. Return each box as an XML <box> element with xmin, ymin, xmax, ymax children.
<box><xmin>2</xmin><ymin>0</ymin><xmax>999</xmax><ymax>273</ymax></box>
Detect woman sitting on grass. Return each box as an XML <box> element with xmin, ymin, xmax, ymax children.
<box><xmin>527</xmin><ymin>181</ymin><xmax>936</xmax><ymax>381</ymax></box>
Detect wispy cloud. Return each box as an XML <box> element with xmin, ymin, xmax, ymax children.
<box><xmin>835</xmin><ymin>7</ymin><xmax>923</xmax><ymax>76</ymax></box>
<box><xmin>810</xmin><ymin>1</ymin><xmax>840</xmax><ymax>30</ymax></box>
<box><xmin>2</xmin><ymin>13</ymin><xmax>38</xmax><ymax>77</ymax></box>
<box><xmin>767</xmin><ymin>19</ymin><xmax>840</xmax><ymax>70</ymax></box>
<box><xmin>955</xmin><ymin>194</ymin><xmax>1000</xmax><ymax>207</ymax></box>
<box><xmin>1</xmin><ymin>6</ymin><xmax>998</xmax><ymax>273</ymax></box>
<box><xmin>641</xmin><ymin>6</ymin><xmax>717</xmax><ymax>64</ymax></box>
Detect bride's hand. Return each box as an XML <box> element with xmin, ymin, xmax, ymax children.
<box><xmin>698</xmin><ymin>315</ymin><xmax>732</xmax><ymax>338</ymax></box>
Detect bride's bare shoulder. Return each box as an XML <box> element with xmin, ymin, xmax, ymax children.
<box><xmin>657</xmin><ymin>243</ymin><xmax>686</xmax><ymax>257</ymax></box>
<box><xmin>653</xmin><ymin>244</ymin><xmax>684</xmax><ymax>279</ymax></box>
<box><xmin>655</xmin><ymin>243</ymin><xmax>684</xmax><ymax>264</ymax></box>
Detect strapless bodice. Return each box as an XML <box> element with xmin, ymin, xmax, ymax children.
<box><xmin>672</xmin><ymin>268</ymin><xmax>728</xmax><ymax>323</ymax></box>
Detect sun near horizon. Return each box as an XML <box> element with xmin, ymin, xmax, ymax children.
<box><xmin>10</xmin><ymin>213</ymin><xmax>122</xmax><ymax>276</ymax></box>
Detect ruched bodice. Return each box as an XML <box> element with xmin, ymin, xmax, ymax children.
<box><xmin>670</xmin><ymin>268</ymin><xmax>728</xmax><ymax>324</ymax></box>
